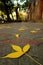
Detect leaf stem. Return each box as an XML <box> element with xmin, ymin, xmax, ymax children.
<box><xmin>25</xmin><ymin>53</ymin><xmax>42</xmax><ymax>65</ymax></box>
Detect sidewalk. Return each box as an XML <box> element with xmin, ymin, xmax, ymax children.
<box><xmin>0</xmin><ymin>22</ymin><xmax>43</xmax><ymax>65</ymax></box>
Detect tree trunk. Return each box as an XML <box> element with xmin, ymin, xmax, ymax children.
<box><xmin>16</xmin><ymin>7</ymin><xmax>19</xmax><ymax>21</ymax></box>
<box><xmin>2</xmin><ymin>0</ymin><xmax>11</xmax><ymax>22</ymax></box>
<box><xmin>35</xmin><ymin>0</ymin><xmax>42</xmax><ymax>20</ymax></box>
<box><xmin>31</xmin><ymin>2</ymin><xmax>35</xmax><ymax>20</ymax></box>
<box><xmin>41</xmin><ymin>0</ymin><xmax>43</xmax><ymax>19</ymax></box>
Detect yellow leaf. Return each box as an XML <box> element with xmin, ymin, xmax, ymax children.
<box><xmin>39</xmin><ymin>38</ymin><xmax>43</xmax><ymax>40</ymax></box>
<box><xmin>19</xmin><ymin>28</ymin><xmax>26</xmax><ymax>31</ymax></box>
<box><xmin>19</xmin><ymin>27</ymin><xmax>27</xmax><ymax>31</ymax></box>
<box><xmin>2</xmin><ymin>44</ymin><xmax>31</xmax><ymax>58</ymax></box>
<box><xmin>15</xmin><ymin>34</ymin><xmax>20</xmax><ymax>38</ymax></box>
<box><xmin>11</xmin><ymin>45</ymin><xmax>22</xmax><ymax>51</ymax></box>
<box><xmin>30</xmin><ymin>30</ymin><xmax>37</xmax><ymax>33</ymax></box>
<box><xmin>2</xmin><ymin>51</ymin><xmax>23</xmax><ymax>58</ymax></box>
<box><xmin>23</xmin><ymin>44</ymin><xmax>30</xmax><ymax>53</ymax></box>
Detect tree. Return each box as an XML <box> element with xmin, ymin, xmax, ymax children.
<box><xmin>23</xmin><ymin>0</ymin><xmax>36</xmax><ymax>20</ymax></box>
<box><xmin>11</xmin><ymin>0</ymin><xmax>26</xmax><ymax>21</ymax></box>
<box><xmin>35</xmin><ymin>0</ymin><xmax>42</xmax><ymax>20</ymax></box>
<box><xmin>0</xmin><ymin>0</ymin><xmax>27</xmax><ymax>22</ymax></box>
<box><xmin>0</xmin><ymin>0</ymin><xmax>14</xmax><ymax>22</ymax></box>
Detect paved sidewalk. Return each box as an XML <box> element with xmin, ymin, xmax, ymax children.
<box><xmin>0</xmin><ymin>22</ymin><xmax>43</xmax><ymax>65</ymax></box>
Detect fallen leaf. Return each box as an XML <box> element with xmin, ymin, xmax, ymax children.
<box><xmin>19</xmin><ymin>28</ymin><xmax>26</xmax><ymax>31</ymax></box>
<box><xmin>23</xmin><ymin>44</ymin><xmax>30</xmax><ymax>53</ymax></box>
<box><xmin>2</xmin><ymin>44</ymin><xmax>30</xmax><ymax>58</ymax></box>
<box><xmin>19</xmin><ymin>27</ymin><xmax>28</xmax><ymax>31</ymax></box>
<box><xmin>2</xmin><ymin>51</ymin><xmax>23</xmax><ymax>58</ymax></box>
<box><xmin>11</xmin><ymin>45</ymin><xmax>22</xmax><ymax>51</ymax></box>
<box><xmin>39</xmin><ymin>38</ymin><xmax>43</xmax><ymax>40</ymax></box>
<box><xmin>15</xmin><ymin>34</ymin><xmax>20</xmax><ymax>38</ymax></box>
<box><xmin>30</xmin><ymin>30</ymin><xmax>37</xmax><ymax>33</ymax></box>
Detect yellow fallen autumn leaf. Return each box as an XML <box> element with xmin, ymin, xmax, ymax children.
<box><xmin>19</xmin><ymin>28</ymin><xmax>26</xmax><ymax>31</ymax></box>
<box><xmin>39</xmin><ymin>38</ymin><xmax>43</xmax><ymax>40</ymax></box>
<box><xmin>2</xmin><ymin>44</ymin><xmax>42</xmax><ymax>65</ymax></box>
<box><xmin>11</xmin><ymin>45</ymin><xmax>22</xmax><ymax>51</ymax></box>
<box><xmin>30</xmin><ymin>30</ymin><xmax>37</xmax><ymax>33</ymax></box>
<box><xmin>2</xmin><ymin>44</ymin><xmax>30</xmax><ymax>58</ymax></box>
<box><xmin>15</xmin><ymin>34</ymin><xmax>20</xmax><ymax>38</ymax></box>
<box><xmin>2</xmin><ymin>51</ymin><xmax>23</xmax><ymax>58</ymax></box>
<box><xmin>23</xmin><ymin>44</ymin><xmax>30</xmax><ymax>53</ymax></box>
<box><xmin>19</xmin><ymin>27</ymin><xmax>28</xmax><ymax>31</ymax></box>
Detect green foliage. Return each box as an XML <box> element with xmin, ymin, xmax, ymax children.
<box><xmin>20</xmin><ymin>0</ymin><xmax>26</xmax><ymax>3</ymax></box>
<box><xmin>0</xmin><ymin>0</ymin><xmax>28</xmax><ymax>21</ymax></box>
<box><xmin>22</xmin><ymin>0</ymin><xmax>28</xmax><ymax>9</ymax></box>
<box><xmin>18</xmin><ymin>11</ymin><xmax>27</xmax><ymax>21</ymax></box>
